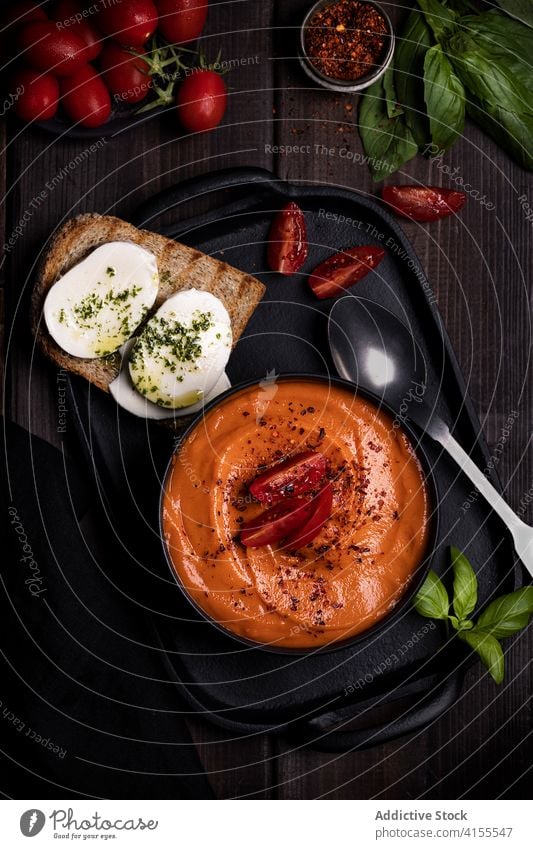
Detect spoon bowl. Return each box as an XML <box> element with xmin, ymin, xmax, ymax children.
<box><xmin>328</xmin><ymin>295</ymin><xmax>533</xmax><ymax>578</ymax></box>
<box><xmin>328</xmin><ymin>296</ymin><xmax>428</xmax><ymax>411</ymax></box>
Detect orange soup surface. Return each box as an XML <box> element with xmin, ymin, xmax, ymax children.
<box><xmin>163</xmin><ymin>379</ymin><xmax>430</xmax><ymax>649</ymax></box>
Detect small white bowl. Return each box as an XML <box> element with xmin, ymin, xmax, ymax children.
<box><xmin>299</xmin><ymin>0</ymin><xmax>395</xmax><ymax>93</ymax></box>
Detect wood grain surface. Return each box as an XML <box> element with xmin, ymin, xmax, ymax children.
<box><xmin>2</xmin><ymin>0</ymin><xmax>531</xmax><ymax>799</ymax></box>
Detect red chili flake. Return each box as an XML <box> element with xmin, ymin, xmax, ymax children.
<box><xmin>304</xmin><ymin>0</ymin><xmax>388</xmax><ymax>82</ymax></box>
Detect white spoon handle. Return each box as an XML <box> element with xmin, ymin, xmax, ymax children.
<box><xmin>438</xmin><ymin>426</ymin><xmax>533</xmax><ymax>578</ymax></box>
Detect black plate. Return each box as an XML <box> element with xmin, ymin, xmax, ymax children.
<box><xmin>33</xmin><ymin>101</ymin><xmax>167</xmax><ymax>141</ymax></box>
<box><xmin>66</xmin><ymin>166</ymin><xmax>521</xmax><ymax>751</ymax></box>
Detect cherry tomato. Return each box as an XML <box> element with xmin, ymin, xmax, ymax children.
<box><xmin>51</xmin><ymin>1</ymin><xmax>102</xmax><ymax>62</ymax></box>
<box><xmin>176</xmin><ymin>69</ymin><xmax>227</xmax><ymax>132</ymax></box>
<box><xmin>60</xmin><ymin>64</ymin><xmax>111</xmax><ymax>127</ymax></box>
<box><xmin>267</xmin><ymin>201</ymin><xmax>308</xmax><ymax>275</ymax></box>
<box><xmin>284</xmin><ymin>483</ymin><xmax>333</xmax><ymax>549</ymax></box>
<box><xmin>240</xmin><ymin>498</ymin><xmax>314</xmax><ymax>548</ymax></box>
<box><xmin>1</xmin><ymin>1</ymin><xmax>47</xmax><ymax>32</ymax></box>
<box><xmin>10</xmin><ymin>66</ymin><xmax>59</xmax><ymax>121</ymax></box>
<box><xmin>308</xmin><ymin>245</ymin><xmax>385</xmax><ymax>299</ymax></box>
<box><xmin>382</xmin><ymin>185</ymin><xmax>466</xmax><ymax>222</ymax></box>
<box><xmin>95</xmin><ymin>0</ymin><xmax>158</xmax><ymax>47</ymax></box>
<box><xmin>100</xmin><ymin>43</ymin><xmax>151</xmax><ymax>103</ymax></box>
<box><xmin>18</xmin><ymin>20</ymin><xmax>90</xmax><ymax>76</ymax></box>
<box><xmin>156</xmin><ymin>0</ymin><xmax>208</xmax><ymax>44</ymax></box>
<box><xmin>250</xmin><ymin>451</ymin><xmax>326</xmax><ymax>507</ymax></box>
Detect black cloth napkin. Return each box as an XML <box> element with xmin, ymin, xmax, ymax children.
<box><xmin>1</xmin><ymin>418</ymin><xmax>213</xmax><ymax>799</ymax></box>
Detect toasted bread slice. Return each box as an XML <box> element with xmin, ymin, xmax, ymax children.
<box><xmin>32</xmin><ymin>213</ymin><xmax>265</xmax><ymax>397</ymax></box>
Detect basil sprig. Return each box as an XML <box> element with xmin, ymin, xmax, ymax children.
<box><xmin>414</xmin><ymin>547</ymin><xmax>533</xmax><ymax>683</ymax></box>
<box><xmin>359</xmin><ymin>0</ymin><xmax>533</xmax><ymax>177</ymax></box>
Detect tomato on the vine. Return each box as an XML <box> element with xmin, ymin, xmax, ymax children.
<box><xmin>60</xmin><ymin>64</ymin><xmax>111</xmax><ymax>127</ymax></box>
<box><xmin>18</xmin><ymin>20</ymin><xmax>91</xmax><ymax>76</ymax></box>
<box><xmin>51</xmin><ymin>0</ymin><xmax>102</xmax><ymax>62</ymax></box>
<box><xmin>10</xmin><ymin>66</ymin><xmax>59</xmax><ymax>121</ymax></box>
<box><xmin>156</xmin><ymin>0</ymin><xmax>208</xmax><ymax>44</ymax></box>
<box><xmin>100</xmin><ymin>44</ymin><xmax>152</xmax><ymax>103</ymax></box>
<box><xmin>1</xmin><ymin>1</ymin><xmax>47</xmax><ymax>33</ymax></box>
<box><xmin>95</xmin><ymin>0</ymin><xmax>158</xmax><ymax>47</ymax></box>
<box><xmin>176</xmin><ymin>69</ymin><xmax>226</xmax><ymax>132</ymax></box>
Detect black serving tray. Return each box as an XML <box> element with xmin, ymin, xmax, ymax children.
<box><xmin>66</xmin><ymin>167</ymin><xmax>522</xmax><ymax>751</ymax></box>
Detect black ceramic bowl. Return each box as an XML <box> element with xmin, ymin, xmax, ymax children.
<box><xmin>160</xmin><ymin>374</ymin><xmax>439</xmax><ymax>655</ymax></box>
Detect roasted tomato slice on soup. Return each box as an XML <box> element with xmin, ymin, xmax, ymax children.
<box><xmin>250</xmin><ymin>450</ymin><xmax>326</xmax><ymax>506</ymax></box>
<box><xmin>267</xmin><ymin>201</ymin><xmax>308</xmax><ymax>275</ymax></box>
<box><xmin>308</xmin><ymin>245</ymin><xmax>385</xmax><ymax>299</ymax></box>
<box><xmin>284</xmin><ymin>483</ymin><xmax>334</xmax><ymax>549</ymax></box>
<box><xmin>240</xmin><ymin>498</ymin><xmax>314</xmax><ymax>548</ymax></box>
<box><xmin>382</xmin><ymin>185</ymin><xmax>466</xmax><ymax>221</ymax></box>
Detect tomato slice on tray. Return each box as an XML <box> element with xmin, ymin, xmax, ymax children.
<box><xmin>240</xmin><ymin>498</ymin><xmax>314</xmax><ymax>548</ymax></box>
<box><xmin>267</xmin><ymin>201</ymin><xmax>308</xmax><ymax>275</ymax></box>
<box><xmin>250</xmin><ymin>450</ymin><xmax>326</xmax><ymax>506</ymax></box>
<box><xmin>308</xmin><ymin>245</ymin><xmax>385</xmax><ymax>299</ymax></box>
<box><xmin>382</xmin><ymin>185</ymin><xmax>466</xmax><ymax>222</ymax></box>
<box><xmin>284</xmin><ymin>483</ymin><xmax>334</xmax><ymax>550</ymax></box>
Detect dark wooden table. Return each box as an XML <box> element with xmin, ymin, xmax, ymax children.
<box><xmin>2</xmin><ymin>0</ymin><xmax>531</xmax><ymax>799</ymax></box>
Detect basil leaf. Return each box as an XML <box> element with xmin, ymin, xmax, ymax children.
<box><xmin>461</xmin><ymin>10</ymin><xmax>533</xmax><ymax>58</ymax></box>
<box><xmin>476</xmin><ymin>587</ymin><xmax>533</xmax><ymax>638</ymax></box>
<box><xmin>446</xmin><ymin>31</ymin><xmax>531</xmax><ymax>107</ymax></box>
<box><xmin>423</xmin><ymin>44</ymin><xmax>465</xmax><ymax>150</ymax></box>
<box><xmin>494</xmin><ymin>0</ymin><xmax>533</xmax><ymax>29</ymax></box>
<box><xmin>414</xmin><ymin>570</ymin><xmax>450</xmax><ymax>619</ymax></box>
<box><xmin>416</xmin><ymin>0</ymin><xmax>458</xmax><ymax>42</ymax></box>
<box><xmin>359</xmin><ymin>77</ymin><xmax>418</xmax><ymax>181</ymax></box>
<box><xmin>395</xmin><ymin>9</ymin><xmax>433</xmax><ymax>149</ymax></box>
<box><xmin>466</xmin><ymin>97</ymin><xmax>533</xmax><ymax>171</ymax></box>
<box><xmin>474</xmin><ymin>612</ymin><xmax>530</xmax><ymax>639</ymax></box>
<box><xmin>451</xmin><ymin>547</ymin><xmax>477</xmax><ymax>621</ymax></box>
<box><xmin>383</xmin><ymin>67</ymin><xmax>403</xmax><ymax>119</ymax></box>
<box><xmin>445</xmin><ymin>15</ymin><xmax>533</xmax><ymax>170</ymax></box>
<box><xmin>459</xmin><ymin>630</ymin><xmax>505</xmax><ymax>684</ymax></box>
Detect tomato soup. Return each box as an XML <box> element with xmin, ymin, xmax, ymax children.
<box><xmin>162</xmin><ymin>379</ymin><xmax>430</xmax><ymax>649</ymax></box>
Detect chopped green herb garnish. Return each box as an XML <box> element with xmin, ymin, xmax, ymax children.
<box><xmin>130</xmin><ymin>310</ymin><xmax>214</xmax><ymax>371</ymax></box>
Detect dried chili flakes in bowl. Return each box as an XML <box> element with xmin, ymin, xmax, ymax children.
<box><xmin>304</xmin><ymin>0</ymin><xmax>388</xmax><ymax>82</ymax></box>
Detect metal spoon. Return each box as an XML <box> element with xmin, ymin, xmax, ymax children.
<box><xmin>328</xmin><ymin>295</ymin><xmax>533</xmax><ymax>577</ymax></box>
